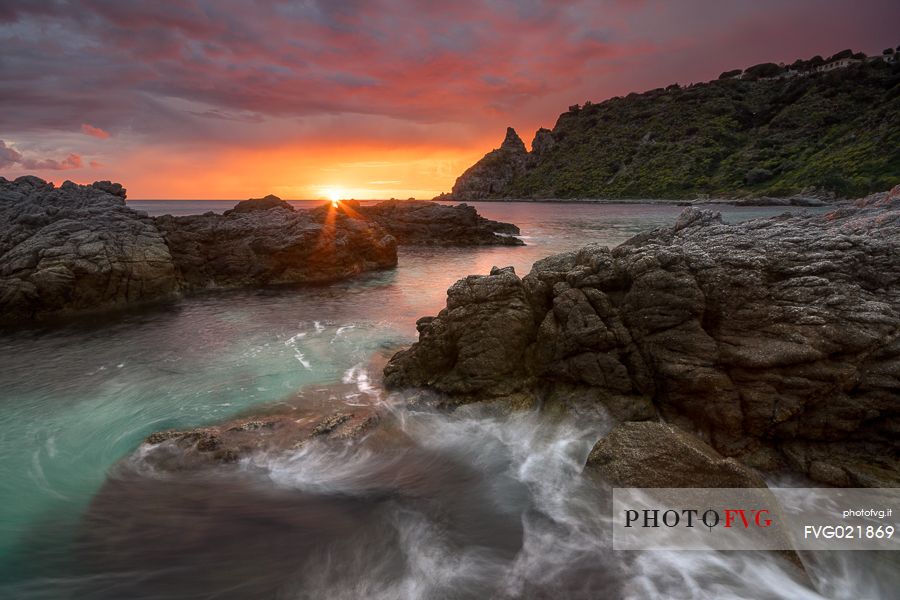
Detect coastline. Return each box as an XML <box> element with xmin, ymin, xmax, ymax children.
<box><xmin>433</xmin><ymin>196</ymin><xmax>849</xmax><ymax>207</ymax></box>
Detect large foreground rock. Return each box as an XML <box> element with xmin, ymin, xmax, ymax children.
<box><xmin>0</xmin><ymin>177</ymin><xmax>178</xmax><ymax>323</ymax></box>
<box><xmin>385</xmin><ymin>186</ymin><xmax>900</xmax><ymax>486</ymax></box>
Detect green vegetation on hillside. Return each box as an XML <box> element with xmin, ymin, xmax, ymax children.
<box><xmin>466</xmin><ymin>54</ymin><xmax>900</xmax><ymax>199</ymax></box>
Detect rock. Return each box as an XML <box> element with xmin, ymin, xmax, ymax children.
<box><xmin>141</xmin><ymin>408</ymin><xmax>381</xmax><ymax>470</ymax></box>
<box><xmin>90</xmin><ymin>180</ymin><xmax>127</xmax><ymax>199</ymax></box>
<box><xmin>223</xmin><ymin>194</ymin><xmax>294</xmax><ymax>215</ymax></box>
<box><xmin>588</xmin><ymin>422</ymin><xmax>806</xmax><ymax>573</ymax></box>
<box><xmin>0</xmin><ymin>176</ymin><xmax>178</xmax><ymax>324</ymax></box>
<box><xmin>586</xmin><ymin>422</ymin><xmax>766</xmax><ymax>488</ymax></box>
<box><xmin>385</xmin><ymin>187</ymin><xmax>900</xmax><ymax>486</ymax></box>
<box><xmin>155</xmin><ymin>196</ymin><xmax>397</xmax><ymax>290</ymax></box>
<box><xmin>530</xmin><ymin>127</ymin><xmax>556</xmax><ymax>157</ymax></box>
<box><xmin>1</xmin><ymin>178</ymin><xmax>527</xmax><ymax>326</ymax></box>
<box><xmin>446</xmin><ymin>127</ymin><xmax>529</xmax><ymax>199</ymax></box>
<box><xmin>384</xmin><ymin>266</ymin><xmax>536</xmax><ymax>398</ymax></box>
<box><xmin>0</xmin><ymin>180</ymin><xmax>398</xmax><ymax>326</ymax></box>
<box><xmin>350</xmin><ymin>199</ymin><xmax>523</xmax><ymax>246</ymax></box>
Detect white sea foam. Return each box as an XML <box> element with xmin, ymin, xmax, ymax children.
<box><xmin>243</xmin><ymin>404</ymin><xmax>898</xmax><ymax>599</ymax></box>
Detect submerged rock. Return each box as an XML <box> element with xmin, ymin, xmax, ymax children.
<box><xmin>385</xmin><ymin>186</ymin><xmax>900</xmax><ymax>486</ymax></box>
<box><xmin>140</xmin><ymin>408</ymin><xmax>381</xmax><ymax>470</ymax></box>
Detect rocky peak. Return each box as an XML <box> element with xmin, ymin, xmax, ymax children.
<box><xmin>500</xmin><ymin>127</ymin><xmax>527</xmax><ymax>154</ymax></box>
<box><xmin>446</xmin><ymin>127</ymin><xmax>530</xmax><ymax>200</ymax></box>
<box><xmin>530</xmin><ymin>128</ymin><xmax>555</xmax><ymax>155</ymax></box>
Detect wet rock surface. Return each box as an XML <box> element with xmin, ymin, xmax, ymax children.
<box><xmin>586</xmin><ymin>421</ymin><xmax>766</xmax><ymax>488</ymax></box>
<box><xmin>385</xmin><ymin>186</ymin><xmax>900</xmax><ymax>486</ymax></box>
<box><xmin>140</xmin><ymin>408</ymin><xmax>381</xmax><ymax>470</ymax></box>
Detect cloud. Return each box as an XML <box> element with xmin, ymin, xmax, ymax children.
<box><xmin>0</xmin><ymin>140</ymin><xmax>82</xmax><ymax>171</ymax></box>
<box><xmin>24</xmin><ymin>153</ymin><xmax>82</xmax><ymax>170</ymax></box>
<box><xmin>0</xmin><ymin>140</ymin><xmax>23</xmax><ymax>169</ymax></box>
<box><xmin>2</xmin><ymin>1</ymin><xmax>897</xmax><ymax>146</ymax></box>
<box><xmin>81</xmin><ymin>123</ymin><xmax>110</xmax><ymax>139</ymax></box>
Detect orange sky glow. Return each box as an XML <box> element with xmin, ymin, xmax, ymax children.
<box><xmin>111</xmin><ymin>139</ymin><xmax>497</xmax><ymax>200</ymax></box>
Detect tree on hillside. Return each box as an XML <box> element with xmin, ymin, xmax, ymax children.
<box><xmin>744</xmin><ymin>62</ymin><xmax>784</xmax><ymax>80</ymax></box>
<box><xmin>829</xmin><ymin>49</ymin><xmax>853</xmax><ymax>61</ymax></box>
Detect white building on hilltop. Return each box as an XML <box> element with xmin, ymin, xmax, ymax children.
<box><xmin>816</xmin><ymin>57</ymin><xmax>861</xmax><ymax>72</ymax></box>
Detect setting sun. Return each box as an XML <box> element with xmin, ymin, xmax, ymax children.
<box><xmin>322</xmin><ymin>187</ymin><xmax>344</xmax><ymax>203</ymax></box>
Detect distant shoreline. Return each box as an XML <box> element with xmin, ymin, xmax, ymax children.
<box><xmin>128</xmin><ymin>197</ymin><xmax>848</xmax><ymax>207</ymax></box>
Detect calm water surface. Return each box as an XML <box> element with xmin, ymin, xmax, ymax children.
<box><xmin>4</xmin><ymin>201</ymin><xmax>888</xmax><ymax>599</ymax></box>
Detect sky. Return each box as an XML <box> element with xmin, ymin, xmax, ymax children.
<box><xmin>1</xmin><ymin>0</ymin><xmax>899</xmax><ymax>199</ymax></box>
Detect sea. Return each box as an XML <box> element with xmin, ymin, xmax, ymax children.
<box><xmin>1</xmin><ymin>200</ymin><xmax>892</xmax><ymax>599</ymax></box>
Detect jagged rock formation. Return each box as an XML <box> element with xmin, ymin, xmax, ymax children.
<box><xmin>447</xmin><ymin>127</ymin><xmax>528</xmax><ymax>199</ymax></box>
<box><xmin>0</xmin><ymin>178</ymin><xmax>396</xmax><ymax>325</ymax></box>
<box><xmin>351</xmin><ymin>199</ymin><xmax>523</xmax><ymax>246</ymax></box>
<box><xmin>1</xmin><ymin>178</ymin><xmax>524</xmax><ymax>326</ymax></box>
<box><xmin>443</xmin><ymin>53</ymin><xmax>900</xmax><ymax>200</ymax></box>
<box><xmin>155</xmin><ymin>197</ymin><xmax>397</xmax><ymax>291</ymax></box>
<box><xmin>0</xmin><ymin>176</ymin><xmax>179</xmax><ymax>324</ymax></box>
<box><xmin>385</xmin><ymin>186</ymin><xmax>900</xmax><ymax>487</ymax></box>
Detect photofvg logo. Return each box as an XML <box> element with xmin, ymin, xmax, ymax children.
<box><xmin>624</xmin><ymin>505</ymin><xmax>773</xmax><ymax>530</ymax></box>
<box><xmin>612</xmin><ymin>488</ymin><xmax>899</xmax><ymax>551</ymax></box>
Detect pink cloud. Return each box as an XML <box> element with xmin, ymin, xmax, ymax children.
<box><xmin>81</xmin><ymin>123</ymin><xmax>110</xmax><ymax>139</ymax></box>
<box><xmin>0</xmin><ymin>140</ymin><xmax>83</xmax><ymax>171</ymax></box>
<box><xmin>21</xmin><ymin>153</ymin><xmax>82</xmax><ymax>171</ymax></box>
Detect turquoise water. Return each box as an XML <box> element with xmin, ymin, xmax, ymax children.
<box><xmin>0</xmin><ymin>202</ymin><xmax>840</xmax><ymax>597</ymax></box>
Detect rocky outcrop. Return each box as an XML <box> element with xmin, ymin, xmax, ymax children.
<box><xmin>351</xmin><ymin>200</ymin><xmax>523</xmax><ymax>246</ymax></box>
<box><xmin>530</xmin><ymin>128</ymin><xmax>556</xmax><ymax>159</ymax></box>
<box><xmin>0</xmin><ymin>176</ymin><xmax>178</xmax><ymax>324</ymax></box>
<box><xmin>0</xmin><ymin>179</ymin><xmax>397</xmax><ymax>325</ymax></box>
<box><xmin>446</xmin><ymin>127</ymin><xmax>528</xmax><ymax>199</ymax></box>
<box><xmin>586</xmin><ymin>422</ymin><xmax>766</xmax><ymax>488</ymax></box>
<box><xmin>141</xmin><ymin>408</ymin><xmax>381</xmax><ymax>470</ymax></box>
<box><xmin>155</xmin><ymin>196</ymin><xmax>397</xmax><ymax>291</ymax></box>
<box><xmin>1</xmin><ymin>178</ymin><xmax>526</xmax><ymax>326</ymax></box>
<box><xmin>385</xmin><ymin>186</ymin><xmax>900</xmax><ymax>486</ymax></box>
